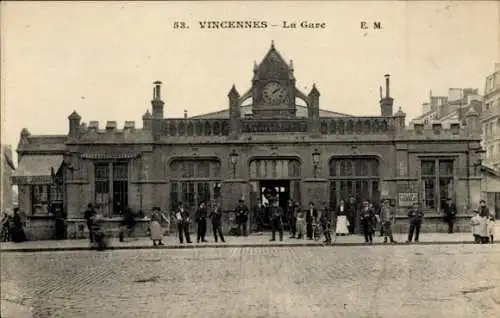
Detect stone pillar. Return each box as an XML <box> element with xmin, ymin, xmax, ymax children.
<box><xmin>301</xmin><ymin>178</ymin><xmax>329</xmax><ymax>206</ymax></box>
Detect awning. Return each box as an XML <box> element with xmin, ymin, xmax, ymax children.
<box><xmin>11</xmin><ymin>155</ymin><xmax>64</xmax><ymax>185</ymax></box>
<box><xmin>80</xmin><ymin>153</ymin><xmax>140</xmax><ymax>160</ymax></box>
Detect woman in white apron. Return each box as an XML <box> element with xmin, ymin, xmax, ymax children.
<box><xmin>150</xmin><ymin>207</ymin><xmax>169</xmax><ymax>246</ymax></box>
<box><xmin>336</xmin><ymin>199</ymin><xmax>349</xmax><ymax>235</ymax></box>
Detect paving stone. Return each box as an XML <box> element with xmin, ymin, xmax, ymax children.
<box><xmin>1</xmin><ymin>244</ymin><xmax>499</xmax><ymax>317</ymax></box>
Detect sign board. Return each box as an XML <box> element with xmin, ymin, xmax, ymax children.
<box><xmin>398</xmin><ymin>192</ymin><xmax>418</xmax><ymax>207</ymax></box>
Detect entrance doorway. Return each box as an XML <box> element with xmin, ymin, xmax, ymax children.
<box><xmin>259</xmin><ymin>180</ymin><xmax>290</xmax><ymax>230</ymax></box>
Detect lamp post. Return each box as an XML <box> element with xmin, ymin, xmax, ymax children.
<box><xmin>312</xmin><ymin>148</ymin><xmax>321</xmax><ymax>178</ymax></box>
<box><xmin>230</xmin><ymin>150</ymin><xmax>239</xmax><ymax>179</ymax></box>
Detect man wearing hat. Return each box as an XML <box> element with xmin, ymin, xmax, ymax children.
<box><xmin>269</xmin><ymin>198</ymin><xmax>284</xmax><ymax>241</ymax></box>
<box><xmin>442</xmin><ymin>197</ymin><xmax>457</xmax><ymax>234</ymax></box>
<box><xmin>380</xmin><ymin>198</ymin><xmax>397</xmax><ymax>244</ymax></box>
<box><xmin>235</xmin><ymin>198</ymin><xmax>249</xmax><ymax>236</ymax></box>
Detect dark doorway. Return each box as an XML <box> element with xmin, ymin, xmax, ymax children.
<box><xmin>259</xmin><ymin>180</ymin><xmax>290</xmax><ymax>230</ymax></box>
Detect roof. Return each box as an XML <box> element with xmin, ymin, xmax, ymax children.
<box><xmin>13</xmin><ymin>155</ymin><xmax>63</xmax><ymax>177</ymax></box>
<box><xmin>18</xmin><ymin>135</ymin><xmax>67</xmax><ymax>152</ymax></box>
<box><xmin>190</xmin><ymin>105</ymin><xmax>352</xmax><ymax>119</ymax></box>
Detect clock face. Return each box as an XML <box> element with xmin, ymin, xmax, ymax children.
<box><xmin>262</xmin><ymin>82</ymin><xmax>288</xmax><ymax>104</ymax></box>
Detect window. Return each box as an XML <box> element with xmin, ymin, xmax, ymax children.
<box><xmin>420</xmin><ymin>159</ymin><xmax>454</xmax><ymax>210</ymax></box>
<box><xmin>94</xmin><ymin>162</ymin><xmax>129</xmax><ymax>216</ymax></box>
<box><xmin>31</xmin><ymin>185</ymin><xmax>50</xmax><ymax>214</ymax></box>
<box><xmin>249</xmin><ymin>159</ymin><xmax>301</xmax><ymax>179</ymax></box>
<box><xmin>328</xmin><ymin>158</ymin><xmax>380</xmax><ymax>210</ymax></box>
<box><xmin>169</xmin><ymin>159</ymin><xmax>222</xmax><ymax>210</ymax></box>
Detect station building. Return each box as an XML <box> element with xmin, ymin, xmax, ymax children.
<box><xmin>12</xmin><ymin>44</ymin><xmax>484</xmax><ymax>240</ymax></box>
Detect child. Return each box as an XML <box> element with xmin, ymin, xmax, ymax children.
<box><xmin>488</xmin><ymin>214</ymin><xmax>495</xmax><ymax>244</ymax></box>
<box><xmin>470</xmin><ymin>209</ymin><xmax>481</xmax><ymax>244</ymax></box>
<box><xmin>296</xmin><ymin>209</ymin><xmax>306</xmax><ymax>240</ymax></box>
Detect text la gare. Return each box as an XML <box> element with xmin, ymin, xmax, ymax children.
<box><xmin>283</xmin><ymin>21</ymin><xmax>326</xmax><ymax>29</ymax></box>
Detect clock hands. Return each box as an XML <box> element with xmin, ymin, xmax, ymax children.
<box><xmin>272</xmin><ymin>88</ymin><xmax>281</xmax><ymax>94</ymax></box>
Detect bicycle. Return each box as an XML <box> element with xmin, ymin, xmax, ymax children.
<box><xmin>312</xmin><ymin>222</ymin><xmax>322</xmax><ymax>241</ymax></box>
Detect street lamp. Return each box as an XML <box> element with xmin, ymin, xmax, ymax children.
<box><xmin>230</xmin><ymin>150</ymin><xmax>239</xmax><ymax>178</ymax></box>
<box><xmin>312</xmin><ymin>148</ymin><xmax>321</xmax><ymax>178</ymax></box>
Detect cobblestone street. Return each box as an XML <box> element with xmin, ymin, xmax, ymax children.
<box><xmin>2</xmin><ymin>244</ymin><xmax>500</xmax><ymax>318</ymax></box>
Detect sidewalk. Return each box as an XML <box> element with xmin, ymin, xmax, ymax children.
<box><xmin>2</xmin><ymin>229</ymin><xmax>496</xmax><ymax>253</ymax></box>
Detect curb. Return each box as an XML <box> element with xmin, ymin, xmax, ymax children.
<box><xmin>0</xmin><ymin>240</ymin><xmax>479</xmax><ymax>253</ymax></box>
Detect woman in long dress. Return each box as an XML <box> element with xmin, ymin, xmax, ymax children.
<box><xmin>150</xmin><ymin>207</ymin><xmax>169</xmax><ymax>246</ymax></box>
<box><xmin>335</xmin><ymin>200</ymin><xmax>349</xmax><ymax>236</ymax></box>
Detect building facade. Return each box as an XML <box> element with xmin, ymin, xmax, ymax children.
<box><xmin>482</xmin><ymin>63</ymin><xmax>500</xmax><ymax>169</ymax></box>
<box><xmin>13</xmin><ymin>44</ymin><xmax>484</xmax><ymax>240</ymax></box>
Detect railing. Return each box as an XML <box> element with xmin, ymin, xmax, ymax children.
<box><xmin>241</xmin><ymin>119</ymin><xmax>308</xmax><ymax>133</ymax></box>
<box><xmin>161</xmin><ymin>119</ymin><xmax>230</xmax><ymax>137</ymax></box>
<box><xmin>320</xmin><ymin>117</ymin><xmax>396</xmax><ymax>135</ymax></box>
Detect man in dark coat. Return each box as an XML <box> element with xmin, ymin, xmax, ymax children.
<box><xmin>253</xmin><ymin>199</ymin><xmax>265</xmax><ymax>233</ymax></box>
<box><xmin>407</xmin><ymin>202</ymin><xmax>424</xmax><ymax>243</ymax></box>
<box><xmin>209</xmin><ymin>201</ymin><xmax>225</xmax><ymax>243</ymax></box>
<box><xmin>360</xmin><ymin>200</ymin><xmax>376</xmax><ymax>244</ymax></box>
<box><xmin>195</xmin><ymin>201</ymin><xmax>208</xmax><ymax>243</ymax></box>
<box><xmin>347</xmin><ymin>196</ymin><xmax>357</xmax><ymax>234</ymax></box>
<box><xmin>306</xmin><ymin>201</ymin><xmax>318</xmax><ymax>240</ymax></box>
<box><xmin>235</xmin><ymin>199</ymin><xmax>249</xmax><ymax>236</ymax></box>
<box><xmin>175</xmin><ymin>202</ymin><xmax>192</xmax><ymax>244</ymax></box>
<box><xmin>119</xmin><ymin>207</ymin><xmax>137</xmax><ymax>242</ymax></box>
<box><xmin>287</xmin><ymin>199</ymin><xmax>297</xmax><ymax>238</ymax></box>
<box><xmin>269</xmin><ymin>199</ymin><xmax>284</xmax><ymax>241</ymax></box>
<box><xmin>11</xmin><ymin>208</ymin><xmax>27</xmax><ymax>243</ymax></box>
<box><xmin>442</xmin><ymin>198</ymin><xmax>457</xmax><ymax>233</ymax></box>
<box><xmin>84</xmin><ymin>203</ymin><xmax>96</xmax><ymax>243</ymax></box>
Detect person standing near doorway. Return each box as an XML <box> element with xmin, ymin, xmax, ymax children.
<box><xmin>269</xmin><ymin>199</ymin><xmax>284</xmax><ymax>241</ymax></box>
<box><xmin>287</xmin><ymin>199</ymin><xmax>297</xmax><ymax>239</ymax></box>
<box><xmin>235</xmin><ymin>199</ymin><xmax>249</xmax><ymax>236</ymax></box>
<box><xmin>253</xmin><ymin>199</ymin><xmax>264</xmax><ymax>233</ymax></box>
<box><xmin>84</xmin><ymin>203</ymin><xmax>96</xmax><ymax>243</ymax></box>
<box><xmin>306</xmin><ymin>201</ymin><xmax>318</xmax><ymax>240</ymax></box>
<box><xmin>347</xmin><ymin>196</ymin><xmax>357</xmax><ymax>234</ymax></box>
<box><xmin>407</xmin><ymin>202</ymin><xmax>423</xmax><ymax>243</ymax></box>
<box><xmin>175</xmin><ymin>202</ymin><xmax>192</xmax><ymax>244</ymax></box>
<box><xmin>336</xmin><ymin>199</ymin><xmax>349</xmax><ymax>236</ymax></box>
<box><xmin>209</xmin><ymin>201</ymin><xmax>225</xmax><ymax>243</ymax></box>
<box><xmin>442</xmin><ymin>198</ymin><xmax>457</xmax><ymax>234</ymax></box>
<box><xmin>195</xmin><ymin>201</ymin><xmax>208</xmax><ymax>243</ymax></box>
<box><xmin>360</xmin><ymin>200</ymin><xmax>375</xmax><ymax>244</ymax></box>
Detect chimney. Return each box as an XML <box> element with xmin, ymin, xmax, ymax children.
<box><xmin>68</xmin><ymin>110</ymin><xmax>82</xmax><ymax>136</ymax></box>
<box><xmin>308</xmin><ymin>84</ymin><xmax>321</xmax><ymax>137</ymax></box>
<box><xmin>228</xmin><ymin>85</ymin><xmax>241</xmax><ymax>140</ymax></box>
<box><xmin>379</xmin><ymin>74</ymin><xmax>394</xmax><ymax>116</ymax></box>
<box><xmin>151</xmin><ymin>81</ymin><xmax>164</xmax><ymax>118</ymax></box>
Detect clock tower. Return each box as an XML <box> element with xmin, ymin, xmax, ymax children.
<box><xmin>252</xmin><ymin>41</ymin><xmax>297</xmax><ymax>118</ymax></box>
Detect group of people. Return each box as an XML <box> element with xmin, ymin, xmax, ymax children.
<box><xmin>470</xmin><ymin>199</ymin><xmax>495</xmax><ymax>244</ymax></box>
<box><xmin>74</xmin><ymin>195</ymin><xmax>497</xmax><ymax>248</ymax></box>
<box><xmin>0</xmin><ymin>207</ymin><xmax>27</xmax><ymax>243</ymax></box>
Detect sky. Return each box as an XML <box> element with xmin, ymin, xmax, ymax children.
<box><xmin>1</xmin><ymin>1</ymin><xmax>499</xmax><ymax>161</ymax></box>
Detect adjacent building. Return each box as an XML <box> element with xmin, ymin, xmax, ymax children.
<box><xmin>1</xmin><ymin>145</ymin><xmax>16</xmax><ymax>211</ymax></box>
<box><xmin>12</xmin><ymin>44</ymin><xmax>484</xmax><ymax>240</ymax></box>
<box><xmin>482</xmin><ymin>63</ymin><xmax>500</xmax><ymax>169</ymax></box>
<box><xmin>413</xmin><ymin>88</ymin><xmax>483</xmax><ymax>127</ymax></box>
